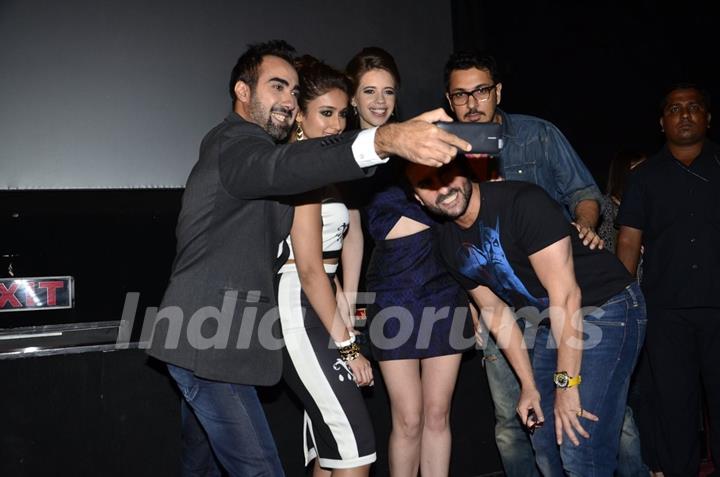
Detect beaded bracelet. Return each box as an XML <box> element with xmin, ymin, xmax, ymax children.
<box><xmin>338</xmin><ymin>342</ymin><xmax>360</xmax><ymax>362</ymax></box>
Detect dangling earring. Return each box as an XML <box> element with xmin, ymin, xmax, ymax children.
<box><xmin>352</xmin><ymin>105</ymin><xmax>358</xmax><ymax>116</ymax></box>
<box><xmin>295</xmin><ymin>122</ymin><xmax>305</xmax><ymax>141</ymax></box>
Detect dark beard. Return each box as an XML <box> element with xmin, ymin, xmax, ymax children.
<box><xmin>249</xmin><ymin>95</ymin><xmax>293</xmax><ymax>141</ymax></box>
<box><xmin>428</xmin><ymin>178</ymin><xmax>472</xmax><ymax>218</ymax></box>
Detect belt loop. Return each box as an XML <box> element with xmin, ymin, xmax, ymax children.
<box><xmin>625</xmin><ymin>283</ymin><xmax>639</xmax><ymax>307</ymax></box>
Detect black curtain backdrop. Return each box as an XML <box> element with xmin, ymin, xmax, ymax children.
<box><xmin>451</xmin><ymin>0</ymin><xmax>720</xmax><ymax>188</ymax></box>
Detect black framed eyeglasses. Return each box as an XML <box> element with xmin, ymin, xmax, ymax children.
<box><xmin>448</xmin><ymin>84</ymin><xmax>497</xmax><ymax>106</ymax></box>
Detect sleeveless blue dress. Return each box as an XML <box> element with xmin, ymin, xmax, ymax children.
<box><xmin>363</xmin><ymin>175</ymin><xmax>472</xmax><ymax>361</ymax></box>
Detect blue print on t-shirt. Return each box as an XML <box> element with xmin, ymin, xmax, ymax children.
<box><xmin>457</xmin><ymin>218</ymin><xmax>542</xmax><ymax>308</ymax></box>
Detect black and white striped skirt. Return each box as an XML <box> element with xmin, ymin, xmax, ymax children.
<box><xmin>277</xmin><ymin>263</ymin><xmax>376</xmax><ymax>469</ymax></box>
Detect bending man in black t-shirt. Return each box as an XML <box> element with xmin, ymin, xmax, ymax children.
<box><xmin>405</xmin><ymin>161</ymin><xmax>646</xmax><ymax>476</ymax></box>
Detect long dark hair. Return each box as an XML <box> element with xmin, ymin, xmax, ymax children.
<box><xmin>345</xmin><ymin>47</ymin><xmax>402</xmax><ymax>129</ymax></box>
<box><xmin>294</xmin><ymin>55</ymin><xmax>352</xmax><ymax>114</ymax></box>
<box><xmin>607</xmin><ymin>150</ymin><xmax>646</xmax><ymax>200</ymax></box>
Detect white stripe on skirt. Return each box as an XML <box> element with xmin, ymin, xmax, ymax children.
<box><xmin>278</xmin><ymin>271</ymin><xmax>360</xmax><ymax>464</ymax></box>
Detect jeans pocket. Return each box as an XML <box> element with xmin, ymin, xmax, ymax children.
<box><xmin>167</xmin><ymin>364</ymin><xmax>200</xmax><ymax>402</ymax></box>
<box><xmin>586</xmin><ymin>318</ymin><xmax>626</xmax><ymax>327</ymax></box>
<box><xmin>587</xmin><ymin>296</ymin><xmax>630</xmax><ymax>327</ymax></box>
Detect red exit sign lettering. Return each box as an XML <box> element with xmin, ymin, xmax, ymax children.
<box><xmin>0</xmin><ymin>277</ymin><xmax>74</xmax><ymax>312</ymax></box>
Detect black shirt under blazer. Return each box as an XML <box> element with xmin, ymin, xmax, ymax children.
<box><xmin>147</xmin><ymin>112</ymin><xmax>373</xmax><ymax>385</ymax></box>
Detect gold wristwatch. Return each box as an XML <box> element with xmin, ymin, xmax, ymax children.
<box><xmin>553</xmin><ymin>371</ymin><xmax>582</xmax><ymax>389</ymax></box>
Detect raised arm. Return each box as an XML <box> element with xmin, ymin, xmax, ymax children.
<box><xmin>374</xmin><ymin>108</ymin><xmax>471</xmax><ymax>167</ymax></box>
<box><xmin>219</xmin><ymin>109</ymin><xmax>472</xmax><ymax>199</ymax></box>
<box><xmin>218</xmin><ymin>130</ymin><xmax>368</xmax><ymax>199</ymax></box>
<box><xmin>469</xmin><ymin>285</ymin><xmax>542</xmax><ymax>426</ymax></box>
<box><xmin>528</xmin><ymin>236</ymin><xmax>598</xmax><ymax>446</ymax></box>
<box><xmin>289</xmin><ymin>202</ymin><xmax>372</xmax><ymax>386</ymax></box>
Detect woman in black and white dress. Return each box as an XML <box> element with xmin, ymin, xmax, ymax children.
<box><xmin>277</xmin><ymin>55</ymin><xmax>375</xmax><ymax>477</ymax></box>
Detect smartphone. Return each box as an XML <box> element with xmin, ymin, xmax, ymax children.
<box><xmin>527</xmin><ymin>408</ymin><xmax>544</xmax><ymax>434</ymax></box>
<box><xmin>435</xmin><ymin>121</ymin><xmax>504</xmax><ymax>155</ymax></box>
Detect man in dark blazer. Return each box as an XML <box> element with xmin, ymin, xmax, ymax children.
<box><xmin>146</xmin><ymin>40</ymin><xmax>469</xmax><ymax>476</ymax></box>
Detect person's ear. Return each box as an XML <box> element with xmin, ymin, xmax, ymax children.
<box><xmin>296</xmin><ymin>110</ymin><xmax>305</xmax><ymax>123</ymax></box>
<box><xmin>445</xmin><ymin>93</ymin><xmax>456</xmax><ymax>114</ymax></box>
<box><xmin>414</xmin><ymin>192</ymin><xmax>425</xmax><ymax>206</ymax></box>
<box><xmin>234</xmin><ymin>81</ymin><xmax>251</xmax><ymax>104</ymax></box>
<box><xmin>495</xmin><ymin>82</ymin><xmax>503</xmax><ymax>106</ymax></box>
<box><xmin>708</xmin><ymin>112</ymin><xmax>712</xmax><ymax>128</ymax></box>
<box><xmin>659</xmin><ymin>117</ymin><xmax>665</xmax><ymax>133</ymax></box>
<box><xmin>351</xmin><ymin>96</ymin><xmax>358</xmax><ymax>107</ymax></box>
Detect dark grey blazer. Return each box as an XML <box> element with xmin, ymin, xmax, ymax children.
<box><xmin>147</xmin><ymin>112</ymin><xmax>374</xmax><ymax>385</ymax></box>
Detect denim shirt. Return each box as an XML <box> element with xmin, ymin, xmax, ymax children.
<box><xmin>497</xmin><ymin>109</ymin><xmax>601</xmax><ymax>220</ymax></box>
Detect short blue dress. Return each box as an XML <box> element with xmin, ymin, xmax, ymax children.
<box><xmin>363</xmin><ymin>177</ymin><xmax>472</xmax><ymax>361</ymax></box>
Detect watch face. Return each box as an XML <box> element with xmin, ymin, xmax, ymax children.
<box><xmin>554</xmin><ymin>373</ymin><xmax>569</xmax><ymax>387</ymax></box>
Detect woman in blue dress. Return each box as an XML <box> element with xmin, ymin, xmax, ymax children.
<box><xmin>345</xmin><ymin>47</ymin><xmax>473</xmax><ymax>477</ymax></box>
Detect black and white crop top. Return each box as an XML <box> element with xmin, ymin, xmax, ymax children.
<box><xmin>284</xmin><ymin>197</ymin><xmax>349</xmax><ymax>261</ymax></box>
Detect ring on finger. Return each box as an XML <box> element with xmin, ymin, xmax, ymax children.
<box><xmin>576</xmin><ymin>409</ymin><xmax>584</xmax><ymax>418</ymax></box>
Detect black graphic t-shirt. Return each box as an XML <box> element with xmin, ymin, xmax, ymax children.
<box><xmin>437</xmin><ymin>181</ymin><xmax>633</xmax><ymax>308</ymax></box>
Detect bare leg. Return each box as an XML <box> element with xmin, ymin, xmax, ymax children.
<box><xmin>379</xmin><ymin>359</ymin><xmax>424</xmax><ymax>477</ymax></box>
<box><xmin>313</xmin><ymin>459</ymin><xmax>331</xmax><ymax>477</ymax></box>
<box><xmin>331</xmin><ymin>466</ymin><xmax>371</xmax><ymax>476</ymax></box>
<box><xmin>312</xmin><ymin>460</ymin><xmax>370</xmax><ymax>477</ymax></box>
<box><xmin>419</xmin><ymin>354</ymin><xmax>462</xmax><ymax>477</ymax></box>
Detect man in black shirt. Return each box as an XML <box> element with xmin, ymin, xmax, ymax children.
<box><xmin>405</xmin><ymin>161</ymin><xmax>646</xmax><ymax>475</ymax></box>
<box><xmin>616</xmin><ymin>84</ymin><xmax>720</xmax><ymax>476</ymax></box>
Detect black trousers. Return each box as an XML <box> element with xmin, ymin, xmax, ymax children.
<box><xmin>643</xmin><ymin>307</ymin><xmax>720</xmax><ymax>477</ymax></box>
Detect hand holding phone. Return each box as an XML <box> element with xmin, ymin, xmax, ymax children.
<box><xmin>527</xmin><ymin>408</ymin><xmax>544</xmax><ymax>434</ymax></box>
<box><xmin>435</xmin><ymin>121</ymin><xmax>504</xmax><ymax>155</ymax></box>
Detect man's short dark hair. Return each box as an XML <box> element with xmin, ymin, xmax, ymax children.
<box><xmin>228</xmin><ymin>40</ymin><xmax>296</xmax><ymax>102</ymax></box>
<box><xmin>402</xmin><ymin>154</ymin><xmax>473</xmax><ymax>193</ymax></box>
<box><xmin>659</xmin><ymin>82</ymin><xmax>712</xmax><ymax>114</ymax></box>
<box><xmin>443</xmin><ymin>51</ymin><xmax>501</xmax><ymax>91</ymax></box>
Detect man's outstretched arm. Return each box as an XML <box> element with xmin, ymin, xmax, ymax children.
<box><xmin>374</xmin><ymin>108</ymin><xmax>471</xmax><ymax>167</ymax></box>
<box><xmin>221</xmin><ymin>108</ymin><xmax>471</xmax><ymax>199</ymax></box>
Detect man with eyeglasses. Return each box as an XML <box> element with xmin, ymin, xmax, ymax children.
<box><xmin>443</xmin><ymin>52</ymin><xmax>602</xmax><ymax>236</ymax></box>
<box><xmin>441</xmin><ymin>51</ymin><xmax>639</xmax><ymax>477</ymax></box>
<box><xmin>616</xmin><ymin>83</ymin><xmax>720</xmax><ymax>476</ymax></box>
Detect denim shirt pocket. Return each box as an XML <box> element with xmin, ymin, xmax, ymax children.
<box><xmin>500</xmin><ymin>146</ymin><xmax>538</xmax><ymax>183</ymax></box>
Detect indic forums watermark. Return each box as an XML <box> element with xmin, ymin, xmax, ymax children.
<box><xmin>115</xmin><ymin>290</ymin><xmax>607</xmax><ymax>352</ymax></box>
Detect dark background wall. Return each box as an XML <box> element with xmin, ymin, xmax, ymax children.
<box><xmin>0</xmin><ymin>0</ymin><xmax>452</xmax><ymax>189</ymax></box>
<box><xmin>451</xmin><ymin>0</ymin><xmax>720</xmax><ymax>189</ymax></box>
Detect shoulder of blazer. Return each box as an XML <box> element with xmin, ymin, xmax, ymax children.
<box><xmin>222</xmin><ymin>113</ymin><xmax>274</xmax><ymax>140</ymax></box>
<box><xmin>318</xmin><ymin>130</ymin><xmax>360</xmax><ymax>148</ymax></box>
<box><xmin>219</xmin><ymin>111</ymin><xmax>359</xmax><ymax>150</ymax></box>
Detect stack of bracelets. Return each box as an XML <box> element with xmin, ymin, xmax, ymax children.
<box><xmin>335</xmin><ymin>335</ymin><xmax>360</xmax><ymax>362</ymax></box>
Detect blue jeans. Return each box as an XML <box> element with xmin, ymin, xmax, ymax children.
<box><xmin>180</xmin><ymin>399</ymin><xmax>222</xmax><ymax>477</ymax></box>
<box><xmin>167</xmin><ymin>364</ymin><xmax>285</xmax><ymax>477</ymax></box>
<box><xmin>530</xmin><ymin>282</ymin><xmax>647</xmax><ymax>477</ymax></box>
<box><xmin>484</xmin><ymin>334</ymin><xmax>542</xmax><ymax>477</ymax></box>
<box><xmin>617</xmin><ymin>405</ymin><xmax>650</xmax><ymax>477</ymax></box>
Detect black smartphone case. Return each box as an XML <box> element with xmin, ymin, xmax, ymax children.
<box><xmin>435</xmin><ymin>121</ymin><xmax>504</xmax><ymax>154</ymax></box>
